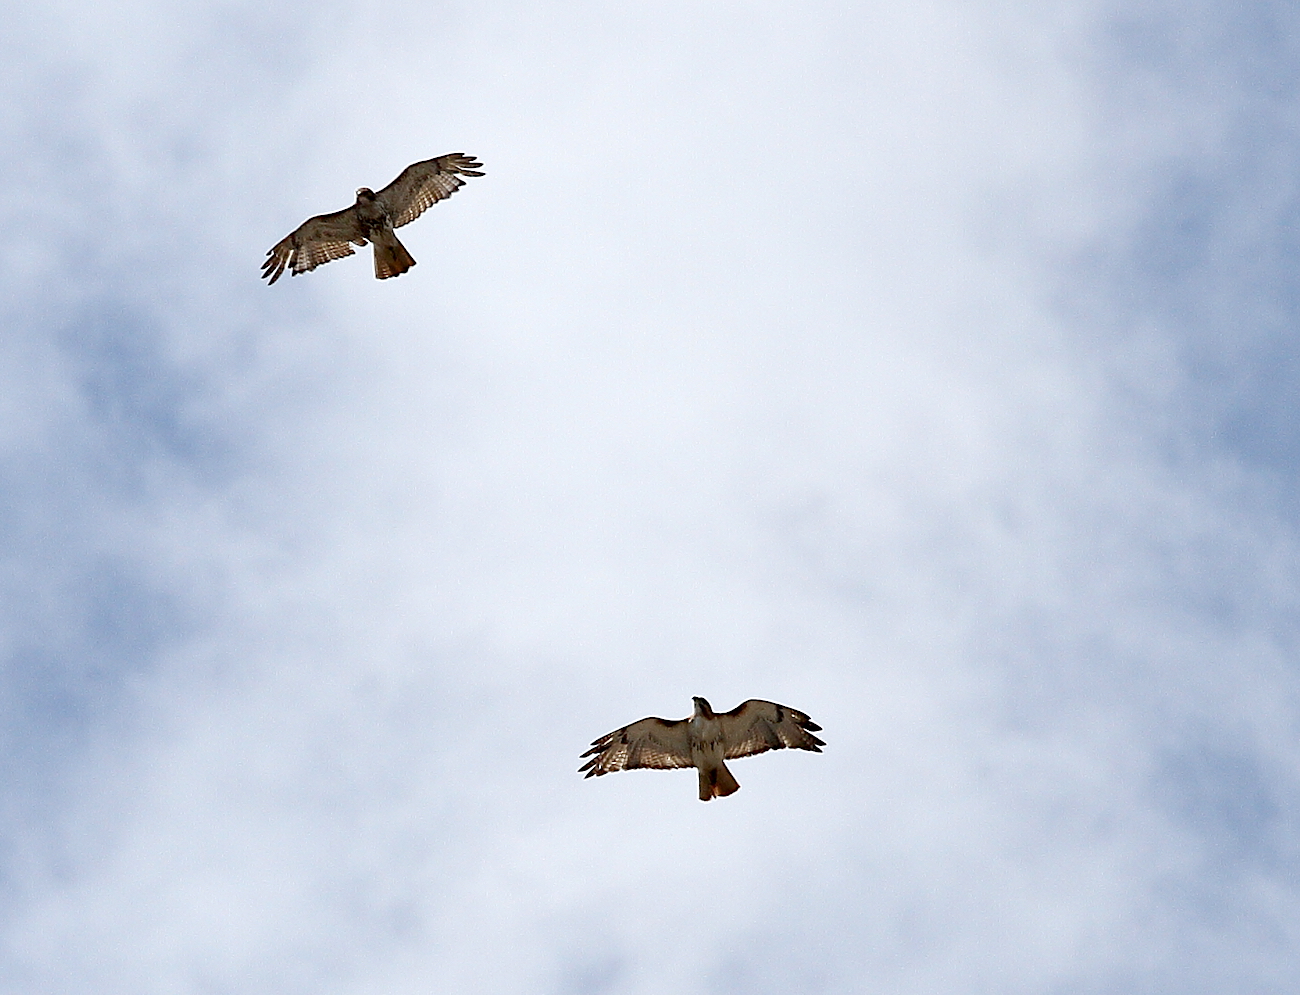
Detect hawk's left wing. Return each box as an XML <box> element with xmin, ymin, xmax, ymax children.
<box><xmin>718</xmin><ymin>699</ymin><xmax>825</xmax><ymax>759</ymax></box>
<box><xmin>579</xmin><ymin>715</ymin><xmax>694</xmax><ymax>777</ymax></box>
<box><xmin>375</xmin><ymin>153</ymin><xmax>485</xmax><ymax>229</ymax></box>
<box><xmin>262</xmin><ymin>206</ymin><xmax>367</xmax><ymax>284</ymax></box>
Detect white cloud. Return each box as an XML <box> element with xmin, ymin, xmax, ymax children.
<box><xmin>2</xmin><ymin>1</ymin><xmax>1299</xmax><ymax>993</ymax></box>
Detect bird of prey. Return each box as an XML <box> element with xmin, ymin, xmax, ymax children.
<box><xmin>580</xmin><ymin>697</ymin><xmax>824</xmax><ymax>801</ymax></box>
<box><xmin>262</xmin><ymin>153</ymin><xmax>484</xmax><ymax>283</ymax></box>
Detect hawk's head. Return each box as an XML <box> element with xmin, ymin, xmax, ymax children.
<box><xmin>356</xmin><ymin>187</ymin><xmax>376</xmax><ymax>201</ymax></box>
<box><xmin>691</xmin><ymin>696</ymin><xmax>716</xmax><ymax>718</ymax></box>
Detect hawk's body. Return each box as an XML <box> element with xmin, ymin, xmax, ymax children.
<box><xmin>580</xmin><ymin>697</ymin><xmax>824</xmax><ymax>801</ymax></box>
<box><xmin>262</xmin><ymin>153</ymin><xmax>484</xmax><ymax>283</ymax></box>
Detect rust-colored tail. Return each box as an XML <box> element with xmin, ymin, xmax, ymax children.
<box><xmin>698</xmin><ymin>762</ymin><xmax>741</xmax><ymax>801</ymax></box>
<box><xmin>372</xmin><ymin>230</ymin><xmax>416</xmax><ymax>279</ymax></box>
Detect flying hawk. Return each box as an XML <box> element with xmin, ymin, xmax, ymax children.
<box><xmin>580</xmin><ymin>697</ymin><xmax>824</xmax><ymax>801</ymax></box>
<box><xmin>262</xmin><ymin>153</ymin><xmax>484</xmax><ymax>283</ymax></box>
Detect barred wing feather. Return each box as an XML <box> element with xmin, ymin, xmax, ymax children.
<box><xmin>719</xmin><ymin>699</ymin><xmax>825</xmax><ymax>760</ymax></box>
<box><xmin>579</xmin><ymin>717</ymin><xmax>694</xmax><ymax>777</ymax></box>
<box><xmin>262</xmin><ymin>207</ymin><xmax>366</xmax><ymax>284</ymax></box>
<box><xmin>377</xmin><ymin>153</ymin><xmax>485</xmax><ymax>229</ymax></box>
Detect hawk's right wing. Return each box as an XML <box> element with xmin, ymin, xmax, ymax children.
<box><xmin>579</xmin><ymin>715</ymin><xmax>694</xmax><ymax>777</ymax></box>
<box><xmin>376</xmin><ymin>153</ymin><xmax>485</xmax><ymax>229</ymax></box>
<box><xmin>717</xmin><ymin>699</ymin><xmax>825</xmax><ymax>760</ymax></box>
<box><xmin>262</xmin><ymin>206</ymin><xmax>367</xmax><ymax>284</ymax></box>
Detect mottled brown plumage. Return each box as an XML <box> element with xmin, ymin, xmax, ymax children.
<box><xmin>580</xmin><ymin>697</ymin><xmax>824</xmax><ymax>801</ymax></box>
<box><xmin>262</xmin><ymin>153</ymin><xmax>484</xmax><ymax>283</ymax></box>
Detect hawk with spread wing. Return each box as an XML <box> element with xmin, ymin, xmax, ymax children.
<box><xmin>262</xmin><ymin>153</ymin><xmax>484</xmax><ymax>283</ymax></box>
<box><xmin>580</xmin><ymin>697</ymin><xmax>824</xmax><ymax>801</ymax></box>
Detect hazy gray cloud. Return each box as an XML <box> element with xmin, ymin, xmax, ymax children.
<box><xmin>2</xmin><ymin>1</ymin><xmax>1299</xmax><ymax>993</ymax></box>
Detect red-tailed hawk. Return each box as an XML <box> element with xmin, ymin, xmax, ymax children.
<box><xmin>262</xmin><ymin>153</ymin><xmax>484</xmax><ymax>283</ymax></box>
<box><xmin>580</xmin><ymin>697</ymin><xmax>824</xmax><ymax>801</ymax></box>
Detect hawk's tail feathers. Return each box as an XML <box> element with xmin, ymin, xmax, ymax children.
<box><xmin>373</xmin><ymin>231</ymin><xmax>416</xmax><ymax>279</ymax></box>
<box><xmin>698</xmin><ymin>762</ymin><xmax>741</xmax><ymax>802</ymax></box>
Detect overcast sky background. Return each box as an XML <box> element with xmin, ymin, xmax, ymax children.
<box><xmin>3</xmin><ymin>1</ymin><xmax>1300</xmax><ymax>992</ymax></box>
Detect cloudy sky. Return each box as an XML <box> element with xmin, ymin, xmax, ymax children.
<box><xmin>3</xmin><ymin>1</ymin><xmax>1300</xmax><ymax>992</ymax></box>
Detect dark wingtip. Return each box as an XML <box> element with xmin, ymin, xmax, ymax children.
<box><xmin>262</xmin><ymin>250</ymin><xmax>287</xmax><ymax>284</ymax></box>
<box><xmin>803</xmin><ymin>720</ymin><xmax>823</xmax><ymax>732</ymax></box>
